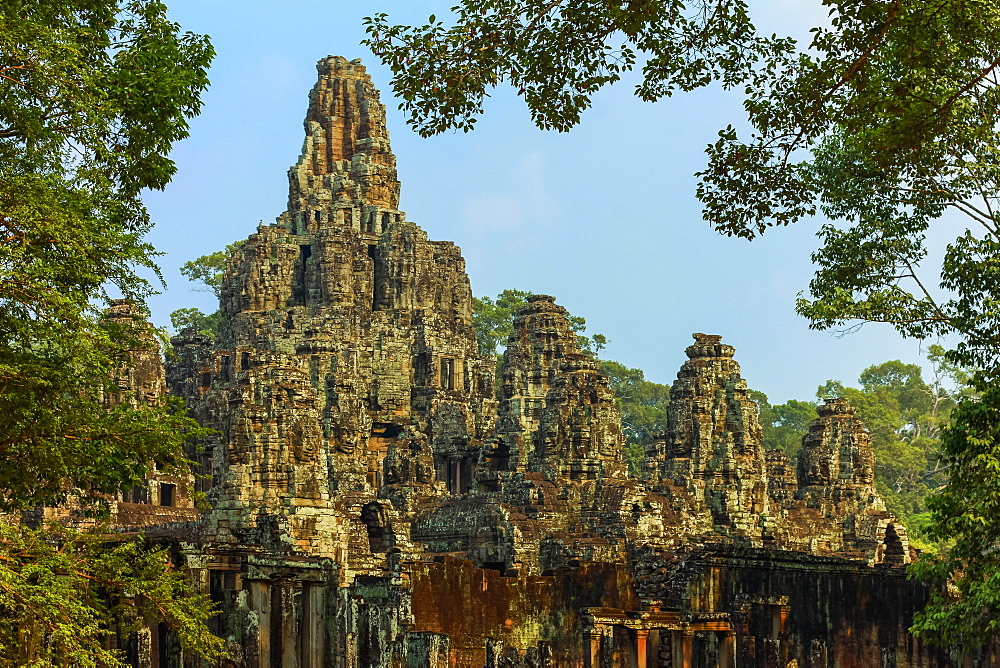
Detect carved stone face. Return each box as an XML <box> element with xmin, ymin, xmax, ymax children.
<box><xmin>288</xmin><ymin>417</ymin><xmax>321</xmax><ymax>463</ymax></box>
<box><xmin>335</xmin><ymin>432</ymin><xmax>358</xmax><ymax>455</ymax></box>
<box><xmin>385</xmin><ymin>464</ymin><xmax>401</xmax><ymax>484</ymax></box>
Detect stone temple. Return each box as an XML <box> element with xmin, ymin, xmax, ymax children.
<box><xmin>102</xmin><ymin>57</ymin><xmax>988</xmax><ymax>666</ymax></box>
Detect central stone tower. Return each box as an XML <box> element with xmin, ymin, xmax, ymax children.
<box><xmin>171</xmin><ymin>57</ymin><xmax>496</xmax><ymax>574</ymax></box>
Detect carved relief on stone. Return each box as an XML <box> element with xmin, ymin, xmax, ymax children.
<box><xmin>652</xmin><ymin>333</ymin><xmax>770</xmax><ymax>539</ymax></box>
<box><xmin>797</xmin><ymin>398</ymin><xmax>876</xmax><ymax>493</ymax></box>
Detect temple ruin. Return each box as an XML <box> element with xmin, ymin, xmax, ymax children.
<box><xmin>105</xmin><ymin>56</ymin><xmax>991</xmax><ymax>666</ymax></box>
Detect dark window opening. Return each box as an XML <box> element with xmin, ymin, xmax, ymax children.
<box><xmin>440</xmin><ymin>358</ymin><xmax>455</xmax><ymax>390</ymax></box>
<box><xmin>197</xmin><ymin>450</ymin><xmax>213</xmax><ymax>493</ymax></box>
<box><xmin>447</xmin><ymin>456</ymin><xmax>473</xmax><ymax>495</ymax></box>
<box><xmin>371</xmin><ymin>423</ymin><xmax>403</xmax><ymax>439</ymax></box>
<box><xmin>482</xmin><ymin>561</ymin><xmax>506</xmax><ymax>574</ymax></box>
<box><xmin>382</xmin><ymin>212</ymin><xmax>390</xmax><ymax>230</ymax></box>
<box><xmin>414</xmin><ymin>353</ymin><xmax>431</xmax><ymax>386</ymax></box>
<box><xmin>159</xmin><ymin>483</ymin><xmax>175</xmax><ymax>507</ymax></box>
<box><xmin>209</xmin><ymin>570</ymin><xmax>225</xmax><ymax>605</ymax></box>
<box><xmin>200</xmin><ymin>372</ymin><xmax>211</xmax><ymax>388</ymax></box>
<box><xmin>241</xmin><ymin>352</ymin><xmax>251</xmax><ymax>370</ymax></box>
<box><xmin>367</xmin><ymin>244</ymin><xmax>377</xmax><ymax>261</ymax></box>
<box><xmin>157</xmin><ymin>621</ymin><xmax>169</xmax><ymax>668</ymax></box>
<box><xmin>270</xmin><ymin>584</ymin><xmax>283</xmax><ymax>668</ymax></box>
<box><xmin>294</xmin><ymin>244</ymin><xmax>312</xmax><ymax>305</ymax></box>
<box><xmin>314</xmin><ymin>210</ymin><xmax>321</xmax><ymax>225</ymax></box>
<box><xmin>208</xmin><ymin>571</ymin><xmax>223</xmax><ymax>636</ymax></box>
<box><xmin>127</xmin><ymin>484</ymin><xmax>147</xmax><ymax>504</ymax></box>
<box><xmin>360</xmin><ymin>502</ymin><xmax>392</xmax><ymax>553</ymax></box>
<box><xmin>220</xmin><ymin>356</ymin><xmax>231</xmax><ymax>383</ymax></box>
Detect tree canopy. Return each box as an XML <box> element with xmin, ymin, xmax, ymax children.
<box><xmin>0</xmin><ymin>1</ymin><xmax>221</xmax><ymax>662</ymax></box>
<box><xmin>910</xmin><ymin>379</ymin><xmax>1000</xmax><ymax>651</ymax></box>
<box><xmin>1</xmin><ymin>0</ymin><xmax>213</xmax><ymax>508</ymax></box>
<box><xmin>752</xmin><ymin>391</ymin><xmax>816</xmax><ymax>459</ymax></box>
<box><xmin>363</xmin><ymin>1</ymin><xmax>1000</xmax><ymax>367</ymax></box>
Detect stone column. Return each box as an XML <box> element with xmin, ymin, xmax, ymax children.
<box><xmin>135</xmin><ymin>626</ymin><xmax>154</xmax><ymax>668</ymax></box>
<box><xmin>647</xmin><ymin>629</ymin><xmax>660</xmax><ymax>668</ymax></box>
<box><xmin>719</xmin><ymin>631</ymin><xmax>736</xmax><ymax>668</ymax></box>
<box><xmin>672</xmin><ymin>630</ymin><xmax>694</xmax><ymax>668</ymax></box>
<box><xmin>246</xmin><ymin>580</ymin><xmax>271</xmax><ymax>667</ymax></box>
<box><xmin>584</xmin><ymin>630</ymin><xmax>603</xmax><ymax>668</ymax></box>
<box><xmin>280</xmin><ymin>581</ymin><xmax>299</xmax><ymax>667</ymax></box>
<box><xmin>301</xmin><ymin>583</ymin><xmax>326</xmax><ymax>668</ymax></box>
<box><xmin>634</xmin><ymin>629</ymin><xmax>649</xmax><ymax>668</ymax></box>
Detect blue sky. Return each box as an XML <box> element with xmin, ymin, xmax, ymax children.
<box><xmin>143</xmin><ymin>0</ymin><xmax>944</xmax><ymax>403</ymax></box>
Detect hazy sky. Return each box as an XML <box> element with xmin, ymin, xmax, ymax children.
<box><xmin>143</xmin><ymin>0</ymin><xmax>945</xmax><ymax>402</ymax></box>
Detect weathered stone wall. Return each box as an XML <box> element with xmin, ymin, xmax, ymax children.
<box><xmin>634</xmin><ymin>545</ymin><xmax>953</xmax><ymax>667</ymax></box>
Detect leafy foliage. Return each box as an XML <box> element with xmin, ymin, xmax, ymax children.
<box><xmin>363</xmin><ymin>1</ymin><xmax>782</xmax><ymax>137</ymax></box>
<box><xmin>0</xmin><ymin>521</ymin><xmax>224</xmax><ymax>667</ymax></box>
<box><xmin>752</xmin><ymin>391</ymin><xmax>815</xmax><ymax>459</ymax></box>
<box><xmin>179</xmin><ymin>241</ymin><xmax>244</xmax><ymax>299</ymax></box>
<box><xmin>598</xmin><ymin>359</ymin><xmax>670</xmax><ymax>476</ymax></box>
<box><xmin>0</xmin><ymin>331</ymin><xmax>206</xmax><ymax>512</ymax></box>
<box><xmin>472</xmin><ymin>288</ymin><xmax>534</xmax><ymax>356</ymax></box>
<box><xmin>169</xmin><ymin>307</ymin><xmax>219</xmax><ymax>338</ymax></box>
<box><xmin>0</xmin><ymin>0</ymin><xmax>213</xmax><ymax>505</ymax></box>
<box><xmin>910</xmin><ymin>379</ymin><xmax>1000</xmax><ymax>652</ymax></box>
<box><xmin>364</xmin><ymin>3</ymin><xmax>1000</xmax><ymax>358</ymax></box>
<box><xmin>0</xmin><ymin>0</ymin><xmax>220</xmax><ymax>660</ymax></box>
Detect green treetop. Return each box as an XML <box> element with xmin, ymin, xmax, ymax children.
<box><xmin>170</xmin><ymin>241</ymin><xmax>244</xmax><ymax>337</ymax></box>
<box><xmin>0</xmin><ymin>1</ymin><xmax>222</xmax><ymax>662</ymax></box>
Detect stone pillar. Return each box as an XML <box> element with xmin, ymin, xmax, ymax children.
<box><xmin>135</xmin><ymin>626</ymin><xmax>153</xmax><ymax>668</ymax></box>
<box><xmin>584</xmin><ymin>630</ymin><xmax>603</xmax><ymax>668</ymax></box>
<box><xmin>647</xmin><ymin>630</ymin><xmax>660</xmax><ymax>668</ymax></box>
<box><xmin>301</xmin><ymin>583</ymin><xmax>326</xmax><ymax>668</ymax></box>
<box><xmin>719</xmin><ymin>631</ymin><xmax>736</xmax><ymax>668</ymax></box>
<box><xmin>249</xmin><ymin>580</ymin><xmax>271</xmax><ymax>667</ymax></box>
<box><xmin>672</xmin><ymin>630</ymin><xmax>694</xmax><ymax>668</ymax></box>
<box><xmin>634</xmin><ymin>629</ymin><xmax>648</xmax><ymax>668</ymax></box>
<box><xmin>280</xmin><ymin>581</ymin><xmax>299</xmax><ymax>667</ymax></box>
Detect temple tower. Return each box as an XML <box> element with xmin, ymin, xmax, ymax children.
<box><xmin>649</xmin><ymin>333</ymin><xmax>770</xmax><ymax>540</ymax></box>
<box><xmin>169</xmin><ymin>56</ymin><xmax>496</xmax><ymax>565</ymax></box>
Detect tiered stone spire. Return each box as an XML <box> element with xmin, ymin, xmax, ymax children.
<box><xmin>288</xmin><ymin>56</ymin><xmax>399</xmax><ymax>216</ymax></box>
<box><xmin>797</xmin><ymin>397</ymin><xmax>877</xmax><ymax>497</ymax></box>
<box><xmin>493</xmin><ymin>295</ymin><xmax>625</xmax><ymax>480</ymax></box>
<box><xmin>649</xmin><ymin>334</ymin><xmax>769</xmax><ymax>538</ymax></box>
<box><xmin>170</xmin><ymin>56</ymin><xmax>495</xmax><ymax>570</ymax></box>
